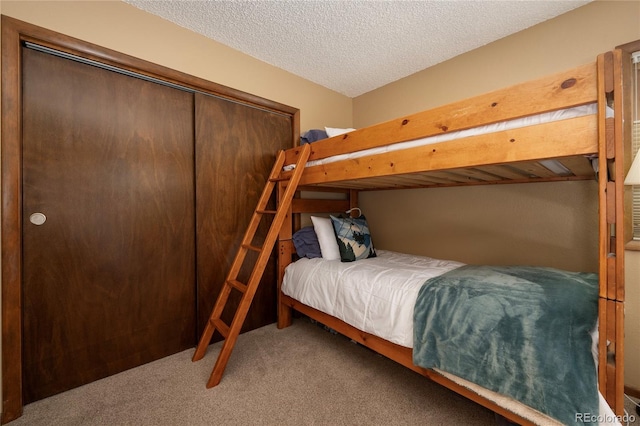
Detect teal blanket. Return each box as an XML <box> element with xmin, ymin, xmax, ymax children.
<box><xmin>412</xmin><ymin>265</ymin><xmax>599</xmax><ymax>425</ymax></box>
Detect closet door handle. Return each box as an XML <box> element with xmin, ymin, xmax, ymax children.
<box><xmin>29</xmin><ymin>212</ymin><xmax>47</xmax><ymax>226</ymax></box>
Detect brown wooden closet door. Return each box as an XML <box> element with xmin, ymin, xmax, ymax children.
<box><xmin>21</xmin><ymin>47</ymin><xmax>196</xmax><ymax>403</ymax></box>
<box><xmin>195</xmin><ymin>93</ymin><xmax>292</xmax><ymax>338</ymax></box>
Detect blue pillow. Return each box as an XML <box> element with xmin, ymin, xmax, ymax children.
<box><xmin>300</xmin><ymin>129</ymin><xmax>328</xmax><ymax>145</ymax></box>
<box><xmin>292</xmin><ymin>226</ymin><xmax>322</xmax><ymax>259</ymax></box>
<box><xmin>329</xmin><ymin>215</ymin><xmax>376</xmax><ymax>262</ymax></box>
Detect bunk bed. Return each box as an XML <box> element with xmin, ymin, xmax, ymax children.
<box><xmin>275</xmin><ymin>50</ymin><xmax>627</xmax><ymax>425</ymax></box>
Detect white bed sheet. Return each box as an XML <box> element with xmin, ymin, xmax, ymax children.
<box><xmin>281</xmin><ymin>249</ymin><xmax>463</xmax><ymax>348</ymax></box>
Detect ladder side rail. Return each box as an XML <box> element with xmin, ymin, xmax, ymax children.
<box><xmin>215</xmin><ymin>145</ymin><xmax>310</xmax><ymax>352</ymax></box>
<box><xmin>225</xmin><ymin>150</ymin><xmax>287</xmax><ymax>281</ymax></box>
<box><xmin>192</xmin><ymin>150</ymin><xmax>288</xmax><ymax>362</ymax></box>
<box><xmin>194</xmin><ymin>144</ymin><xmax>310</xmax><ymax>388</ymax></box>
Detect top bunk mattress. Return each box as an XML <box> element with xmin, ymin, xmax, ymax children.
<box><xmin>285</xmin><ymin>103</ymin><xmax>610</xmax><ymax>174</ymax></box>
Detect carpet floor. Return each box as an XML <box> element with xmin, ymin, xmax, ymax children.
<box><xmin>12</xmin><ymin>318</ymin><xmax>497</xmax><ymax>425</ymax></box>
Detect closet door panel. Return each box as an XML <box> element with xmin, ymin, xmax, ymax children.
<box><xmin>21</xmin><ymin>48</ymin><xmax>196</xmax><ymax>403</ymax></box>
<box><xmin>195</xmin><ymin>93</ymin><xmax>292</xmax><ymax>337</ymax></box>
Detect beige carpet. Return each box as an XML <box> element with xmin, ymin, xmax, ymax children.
<box><xmin>12</xmin><ymin>318</ymin><xmax>497</xmax><ymax>425</ymax></box>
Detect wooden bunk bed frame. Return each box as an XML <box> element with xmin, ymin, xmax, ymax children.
<box><xmin>276</xmin><ymin>50</ymin><xmax>627</xmax><ymax>425</ymax></box>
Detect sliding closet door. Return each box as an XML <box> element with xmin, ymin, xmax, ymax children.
<box><xmin>21</xmin><ymin>47</ymin><xmax>196</xmax><ymax>403</ymax></box>
<box><xmin>195</xmin><ymin>93</ymin><xmax>292</xmax><ymax>337</ymax></box>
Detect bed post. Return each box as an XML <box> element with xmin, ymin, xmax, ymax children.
<box><xmin>277</xmin><ymin>180</ymin><xmax>295</xmax><ymax>329</ymax></box>
<box><xmin>349</xmin><ymin>189</ymin><xmax>358</xmax><ymax>216</ymax></box>
<box><xmin>597</xmin><ymin>49</ymin><xmax>625</xmax><ymax>416</ymax></box>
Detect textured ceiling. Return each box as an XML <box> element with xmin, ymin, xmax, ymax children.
<box><xmin>124</xmin><ymin>0</ymin><xmax>592</xmax><ymax>97</ymax></box>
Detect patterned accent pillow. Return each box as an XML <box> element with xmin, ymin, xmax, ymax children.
<box><xmin>329</xmin><ymin>215</ymin><xmax>376</xmax><ymax>262</ymax></box>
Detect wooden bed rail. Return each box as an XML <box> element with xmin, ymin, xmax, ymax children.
<box><xmin>278</xmin><ymin>63</ymin><xmax>601</xmax><ymax>190</ymax></box>
<box><xmin>283</xmin><ymin>63</ymin><xmax>598</xmax><ymax>167</ymax></box>
<box><xmin>288</xmin><ymin>117</ymin><xmax>598</xmax><ymax>187</ymax></box>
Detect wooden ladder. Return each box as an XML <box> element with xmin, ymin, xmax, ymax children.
<box><xmin>192</xmin><ymin>143</ymin><xmax>310</xmax><ymax>388</ymax></box>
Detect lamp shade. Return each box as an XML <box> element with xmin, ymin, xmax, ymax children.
<box><xmin>625</xmin><ymin>153</ymin><xmax>640</xmax><ymax>185</ymax></box>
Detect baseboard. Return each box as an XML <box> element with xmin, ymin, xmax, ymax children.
<box><xmin>625</xmin><ymin>385</ymin><xmax>640</xmax><ymax>399</ymax></box>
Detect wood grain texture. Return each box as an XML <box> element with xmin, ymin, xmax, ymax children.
<box><xmin>1</xmin><ymin>15</ymin><xmax>25</xmax><ymax>424</ymax></box>
<box><xmin>21</xmin><ymin>48</ymin><xmax>196</xmax><ymax>403</ymax></box>
<box><xmin>289</xmin><ymin>115</ymin><xmax>598</xmax><ymax>188</ymax></box>
<box><xmin>195</xmin><ymin>93</ymin><xmax>292</xmax><ymax>339</ymax></box>
<box><xmin>284</xmin><ymin>63</ymin><xmax>597</xmax><ymax>165</ymax></box>
<box><xmin>1</xmin><ymin>16</ymin><xmax>299</xmax><ymax>422</ymax></box>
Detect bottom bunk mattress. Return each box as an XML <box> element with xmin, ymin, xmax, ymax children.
<box><xmin>281</xmin><ymin>250</ymin><xmax>615</xmax><ymax>426</ymax></box>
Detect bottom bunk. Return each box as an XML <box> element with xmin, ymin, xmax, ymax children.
<box><xmin>277</xmin><ymin>244</ymin><xmax>620</xmax><ymax>426</ymax></box>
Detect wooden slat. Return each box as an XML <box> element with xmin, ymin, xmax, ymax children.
<box><xmin>607</xmin><ymin>255</ymin><xmax>616</xmax><ymax>301</ymax></box>
<box><xmin>293</xmin><ymin>116</ymin><xmax>598</xmax><ymax>187</ymax></box>
<box><xmin>475</xmin><ymin>164</ymin><xmax>528</xmax><ymax>180</ymax></box>
<box><xmin>557</xmin><ymin>156</ymin><xmax>595</xmax><ymax>177</ymax></box>
<box><xmin>607</xmin><ymin>181</ymin><xmax>616</xmax><ymax>225</ymax></box>
<box><xmin>404</xmin><ymin>173</ymin><xmax>458</xmax><ymax>185</ymax></box>
<box><xmin>290</xmin><ymin>198</ymin><xmax>350</xmax><ymax>214</ymax></box>
<box><xmin>508</xmin><ymin>161</ymin><xmax>558</xmax><ymax>178</ymax></box>
<box><xmin>226</xmin><ymin>279</ymin><xmax>247</xmax><ymax>293</ymax></box>
<box><xmin>606</xmin><ymin>118</ymin><xmax>615</xmax><ymax>159</ymax></box>
<box><xmin>314</xmin><ymin>181</ymin><xmax>367</xmax><ymax>190</ymax></box>
<box><xmin>211</xmin><ymin>318</ymin><xmax>230</xmax><ymax>339</ymax></box>
<box><xmin>285</xmin><ymin>63</ymin><xmax>597</xmax><ymax>165</ymax></box>
<box><xmin>241</xmin><ymin>244</ymin><xmax>262</xmax><ymax>253</ymax></box>
<box><xmin>312</xmin><ymin>173</ymin><xmax>591</xmax><ymax>192</ymax></box>
<box><xmin>412</xmin><ymin>171</ymin><xmax>471</xmax><ymax>184</ymax></box>
<box><xmin>445</xmin><ymin>168</ymin><xmax>504</xmax><ymax>182</ymax></box>
<box><xmin>373</xmin><ymin>173</ymin><xmax>447</xmax><ymax>187</ymax></box>
<box><xmin>296</xmin><ymin>186</ymin><xmax>352</xmax><ymax>194</ymax></box>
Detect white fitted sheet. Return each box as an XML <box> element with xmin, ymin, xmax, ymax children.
<box><xmin>281</xmin><ymin>249</ymin><xmax>464</xmax><ymax>348</ymax></box>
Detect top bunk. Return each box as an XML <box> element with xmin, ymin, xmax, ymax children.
<box><xmin>281</xmin><ymin>55</ymin><xmax>614</xmax><ymax>191</ymax></box>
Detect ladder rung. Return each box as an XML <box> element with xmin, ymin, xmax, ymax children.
<box><xmin>268</xmin><ymin>176</ymin><xmax>289</xmax><ymax>182</ymax></box>
<box><xmin>226</xmin><ymin>279</ymin><xmax>248</xmax><ymax>293</ymax></box>
<box><xmin>256</xmin><ymin>209</ymin><xmax>277</xmax><ymax>215</ymax></box>
<box><xmin>211</xmin><ymin>318</ymin><xmax>230</xmax><ymax>338</ymax></box>
<box><xmin>242</xmin><ymin>244</ymin><xmax>262</xmax><ymax>253</ymax></box>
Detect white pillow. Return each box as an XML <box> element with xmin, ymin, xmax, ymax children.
<box><xmin>310</xmin><ymin>216</ymin><xmax>340</xmax><ymax>260</ymax></box>
<box><xmin>325</xmin><ymin>127</ymin><xmax>356</xmax><ymax>138</ymax></box>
